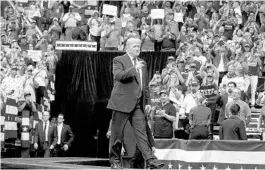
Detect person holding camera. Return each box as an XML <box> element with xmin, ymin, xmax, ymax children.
<box><xmin>209</xmin><ymin>36</ymin><xmax>232</xmax><ymax>81</ymax></box>
<box><xmin>18</xmin><ymin>91</ymin><xmax>37</xmax><ymax>158</ymax></box>
<box><xmin>62</xmin><ymin>5</ymin><xmax>82</xmax><ymax>40</ymax></box>
<box><xmin>161</xmin><ymin>56</ymin><xmax>176</xmax><ymax>81</ymax></box>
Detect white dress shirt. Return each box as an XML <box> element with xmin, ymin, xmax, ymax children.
<box><xmin>128</xmin><ymin>54</ymin><xmax>143</xmax><ymax>91</ymax></box>
<box><xmin>57</xmin><ymin>123</ymin><xmax>63</xmax><ymax>144</ymax></box>
<box><xmin>179</xmin><ymin>93</ymin><xmax>198</xmax><ymax>115</ymax></box>
<box><xmin>43</xmin><ymin>121</ymin><xmax>50</xmax><ymax>142</ymax></box>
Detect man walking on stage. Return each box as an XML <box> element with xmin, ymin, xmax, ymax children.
<box><xmin>107</xmin><ymin>38</ymin><xmax>164</xmax><ymax>169</ymax></box>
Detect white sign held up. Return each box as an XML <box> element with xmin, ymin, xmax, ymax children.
<box><xmin>28</xmin><ymin>50</ymin><xmax>42</xmax><ymax>62</ymax></box>
<box><xmin>151</xmin><ymin>9</ymin><xmax>165</xmax><ymax>19</ymax></box>
<box><xmin>102</xmin><ymin>4</ymin><xmax>117</xmax><ymax>16</ymax></box>
<box><xmin>17</xmin><ymin>0</ymin><xmax>28</xmax><ymax>2</ymax></box>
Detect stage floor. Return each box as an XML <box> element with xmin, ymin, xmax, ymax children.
<box><xmin>1</xmin><ymin>157</ymin><xmax>110</xmax><ymax>169</ymax></box>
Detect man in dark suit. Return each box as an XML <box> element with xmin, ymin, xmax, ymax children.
<box><xmin>219</xmin><ymin>104</ymin><xmax>247</xmax><ymax>140</ymax></box>
<box><xmin>107</xmin><ymin>38</ymin><xmax>164</xmax><ymax>169</ymax></box>
<box><xmin>34</xmin><ymin>111</ymin><xmax>58</xmax><ymax>157</ymax></box>
<box><xmin>54</xmin><ymin>113</ymin><xmax>75</xmax><ymax>157</ymax></box>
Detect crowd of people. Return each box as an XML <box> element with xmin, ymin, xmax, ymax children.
<box><xmin>1</xmin><ymin>0</ymin><xmax>265</xmax><ymax>159</ymax></box>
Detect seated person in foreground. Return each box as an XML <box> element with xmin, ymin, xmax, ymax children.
<box><xmin>219</xmin><ymin>104</ymin><xmax>247</xmax><ymax>140</ymax></box>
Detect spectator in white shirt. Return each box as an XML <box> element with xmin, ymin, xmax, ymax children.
<box><xmin>178</xmin><ymin>79</ymin><xmax>201</xmax><ymax>139</ymax></box>
<box><xmin>62</xmin><ymin>5</ymin><xmax>81</xmax><ymax>40</ymax></box>
<box><xmin>1</xmin><ymin>65</ymin><xmax>22</xmax><ymax>101</ymax></box>
<box><xmin>23</xmin><ymin>65</ymin><xmax>36</xmax><ymax>103</ymax></box>
<box><xmin>88</xmin><ymin>11</ymin><xmax>101</xmax><ymax>51</ymax></box>
<box><xmin>33</xmin><ymin>62</ymin><xmax>48</xmax><ymax>104</ymax></box>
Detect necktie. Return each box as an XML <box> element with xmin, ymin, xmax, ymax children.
<box><xmin>133</xmin><ymin>58</ymin><xmax>140</xmax><ymax>81</ymax></box>
<box><xmin>44</xmin><ymin>122</ymin><xmax>47</xmax><ymax>141</ymax></box>
<box><xmin>133</xmin><ymin>58</ymin><xmax>142</xmax><ymax>98</ymax></box>
<box><xmin>133</xmin><ymin>57</ymin><xmax>137</xmax><ymax>67</ymax></box>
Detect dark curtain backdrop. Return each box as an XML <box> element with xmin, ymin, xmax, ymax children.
<box><xmin>54</xmin><ymin>51</ymin><xmax>174</xmax><ymax>157</ymax></box>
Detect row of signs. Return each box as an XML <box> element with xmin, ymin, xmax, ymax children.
<box><xmin>102</xmin><ymin>4</ymin><xmax>166</xmax><ymax>19</ymax></box>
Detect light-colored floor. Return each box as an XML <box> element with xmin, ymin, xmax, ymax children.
<box><xmin>1</xmin><ymin>157</ymin><xmax>110</xmax><ymax>169</ymax></box>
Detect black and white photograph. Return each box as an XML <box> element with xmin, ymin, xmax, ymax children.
<box><xmin>1</xmin><ymin>0</ymin><xmax>265</xmax><ymax>169</ymax></box>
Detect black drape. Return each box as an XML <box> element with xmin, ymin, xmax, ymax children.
<box><xmin>55</xmin><ymin>51</ymin><xmax>174</xmax><ymax>157</ymax></box>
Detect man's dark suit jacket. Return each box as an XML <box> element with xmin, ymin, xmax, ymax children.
<box><xmin>217</xmin><ymin>93</ymin><xmax>228</xmax><ymax>124</ymax></box>
<box><xmin>107</xmin><ymin>54</ymin><xmax>150</xmax><ymax>113</ymax></box>
<box><xmin>59</xmin><ymin>123</ymin><xmax>74</xmax><ymax>147</ymax></box>
<box><xmin>219</xmin><ymin>115</ymin><xmax>247</xmax><ymax>140</ymax></box>
<box><xmin>34</xmin><ymin>121</ymin><xmax>58</xmax><ymax>150</ymax></box>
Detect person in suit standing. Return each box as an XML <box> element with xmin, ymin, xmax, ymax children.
<box><xmin>34</xmin><ymin>111</ymin><xmax>58</xmax><ymax>157</ymax></box>
<box><xmin>107</xmin><ymin>38</ymin><xmax>164</xmax><ymax>169</ymax></box>
<box><xmin>54</xmin><ymin>113</ymin><xmax>75</xmax><ymax>157</ymax></box>
<box><xmin>219</xmin><ymin>104</ymin><xmax>247</xmax><ymax>140</ymax></box>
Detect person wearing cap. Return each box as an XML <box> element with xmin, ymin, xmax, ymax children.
<box><xmin>104</xmin><ymin>22</ymin><xmax>121</xmax><ymax>51</ymax></box>
<box><xmin>178</xmin><ymin>78</ymin><xmax>201</xmax><ymax>139</ymax></box>
<box><xmin>1</xmin><ymin>65</ymin><xmax>21</xmax><ymax>101</ymax></box>
<box><xmin>165</xmin><ymin>9</ymin><xmax>179</xmax><ymax>38</ymax></box>
<box><xmin>62</xmin><ymin>5</ymin><xmax>82</xmax><ymax>40</ymax></box>
<box><xmin>161</xmin><ymin>56</ymin><xmax>176</xmax><ymax>81</ymax></box>
<box><xmin>87</xmin><ymin>11</ymin><xmax>101</xmax><ymax>51</ymax></box>
<box><xmin>107</xmin><ymin>37</ymin><xmax>164</xmax><ymax>169</ymax></box>
<box><xmin>220</xmin><ymin>65</ymin><xmax>237</xmax><ymax>88</ymax></box>
<box><xmin>48</xmin><ymin>18</ymin><xmax>62</xmax><ymax>46</ymax></box>
<box><xmin>18</xmin><ymin>91</ymin><xmax>37</xmax><ymax>158</ymax></box>
<box><xmin>199</xmin><ymin>73</ymin><xmax>218</xmax><ymax>137</ymax></box>
<box><xmin>23</xmin><ymin>65</ymin><xmax>36</xmax><ymax>103</ymax></box>
<box><xmin>162</xmin><ymin>61</ymin><xmax>184</xmax><ymax>88</ymax></box>
<box><xmin>159</xmin><ymin>24</ymin><xmax>177</xmax><ymax>51</ymax></box>
<box><xmin>200</xmin><ymin>62</ymin><xmax>219</xmax><ymax>85</ymax></box>
<box><xmin>72</xmin><ymin>21</ymin><xmax>87</xmax><ymax>41</ymax></box>
<box><xmin>247</xmin><ymin>48</ymin><xmax>263</xmax><ymax>107</ymax></box>
<box><xmin>185</xmin><ymin>62</ymin><xmax>201</xmax><ymax>86</ymax></box>
<box><xmin>151</xmin><ymin>88</ymin><xmax>176</xmax><ymax>139</ymax></box>
<box><xmin>194</xmin><ymin>5</ymin><xmax>210</xmax><ymax>32</ymax></box>
<box><xmin>49</xmin><ymin>0</ymin><xmax>64</xmax><ymax>20</ymax></box>
<box><xmin>189</xmin><ymin>94</ymin><xmax>211</xmax><ymax>139</ymax></box>
<box><xmin>209</xmin><ymin>36</ymin><xmax>231</xmax><ymax>81</ymax></box>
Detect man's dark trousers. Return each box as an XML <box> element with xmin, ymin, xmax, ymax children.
<box><xmin>110</xmin><ymin>100</ymin><xmax>155</xmax><ymax>164</ymax></box>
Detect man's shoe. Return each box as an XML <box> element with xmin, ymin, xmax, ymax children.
<box><xmin>111</xmin><ymin>162</ymin><xmax>122</xmax><ymax>169</ymax></box>
<box><xmin>146</xmin><ymin>159</ymin><xmax>164</xmax><ymax>169</ymax></box>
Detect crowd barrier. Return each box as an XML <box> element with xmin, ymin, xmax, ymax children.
<box><xmin>121</xmin><ymin>120</ymin><xmax>265</xmax><ymax>169</ymax></box>
<box><xmin>155</xmin><ymin>139</ymin><xmax>265</xmax><ymax>169</ymax></box>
